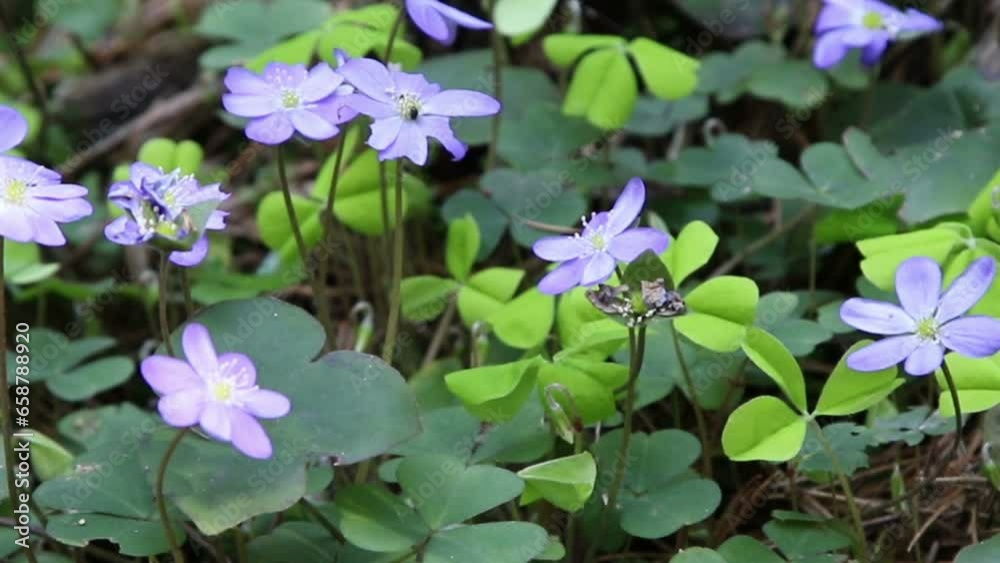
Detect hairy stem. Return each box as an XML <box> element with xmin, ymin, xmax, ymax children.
<box><xmin>486</xmin><ymin>0</ymin><xmax>504</xmax><ymax>170</ymax></box>
<box><xmin>276</xmin><ymin>147</ymin><xmax>335</xmax><ymax>345</ymax></box>
<box><xmin>158</xmin><ymin>254</ymin><xmax>175</xmax><ymax>356</ymax></box>
<box><xmin>381</xmin><ymin>163</ymin><xmax>405</xmax><ymax>364</ymax></box>
<box><xmin>0</xmin><ymin>239</ymin><xmax>39</xmax><ymax>563</ymax></box>
<box><xmin>670</xmin><ymin>323</ymin><xmax>712</xmax><ymax>478</ymax></box>
<box><xmin>317</xmin><ymin>135</ymin><xmax>349</xmax><ymax>352</ymax></box>
<box><xmin>156</xmin><ymin>427</ymin><xmax>190</xmax><ymax>563</ymax></box>
<box><xmin>811</xmin><ymin>420</ymin><xmax>870</xmax><ymax>563</ymax></box>
<box><xmin>586</xmin><ymin>325</ymin><xmax>646</xmax><ymax>563</ymax></box>
<box><xmin>940</xmin><ymin>360</ymin><xmax>964</xmax><ymax>454</ymax></box>
<box><xmin>383</xmin><ymin>8</ymin><xmax>404</xmax><ymax>61</ymax></box>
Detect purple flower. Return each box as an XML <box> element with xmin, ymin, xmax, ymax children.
<box><xmin>104</xmin><ymin>163</ymin><xmax>228</xmax><ymax>267</ymax></box>
<box><xmin>841</xmin><ymin>256</ymin><xmax>1000</xmax><ymax>377</ymax></box>
<box><xmin>222</xmin><ymin>62</ymin><xmax>354</xmax><ymax>145</ymax></box>
<box><xmin>813</xmin><ymin>0</ymin><xmax>943</xmax><ymax>69</ymax></box>
<box><xmin>405</xmin><ymin>0</ymin><xmax>493</xmax><ymax>46</ymax></box>
<box><xmin>532</xmin><ymin>178</ymin><xmax>670</xmax><ymax>295</ymax></box>
<box><xmin>0</xmin><ymin>156</ymin><xmax>93</xmax><ymax>246</ymax></box>
<box><xmin>141</xmin><ymin>323</ymin><xmax>291</xmax><ymax>459</ymax></box>
<box><xmin>339</xmin><ymin>57</ymin><xmax>500</xmax><ymax>166</ymax></box>
<box><xmin>0</xmin><ymin>105</ymin><xmax>29</xmax><ymax>152</ymax></box>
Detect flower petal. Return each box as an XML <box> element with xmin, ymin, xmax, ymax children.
<box><xmin>813</xmin><ymin>30</ymin><xmax>851</xmax><ymax>69</ymax></box>
<box><xmin>242</xmin><ymin>389</ymin><xmax>291</xmax><ymax>419</ymax></box>
<box><xmin>538</xmin><ymin>258</ymin><xmax>586</xmax><ymax>295</ymax></box>
<box><xmin>222</xmin><ymin>94</ymin><xmax>276</xmax><ymax>118</ymax></box>
<box><xmin>379</xmin><ymin>121</ymin><xmax>428</xmax><ymax>165</ymax></box>
<box><xmin>158</xmin><ymin>388</ymin><xmax>206</xmax><ymax>427</ymax></box>
<box><xmin>840</xmin><ymin>298</ymin><xmax>916</xmax><ymax>335</ymax></box>
<box><xmin>246</xmin><ymin>113</ymin><xmax>294</xmax><ymax>145</ymax></box>
<box><xmin>846</xmin><ymin>334</ymin><xmax>921</xmax><ymax>372</ymax></box>
<box><xmin>422</xmin><ymin>90</ymin><xmax>501</xmax><ymax>117</ymax></box>
<box><xmin>343</xmin><ymin>93</ymin><xmax>397</xmax><ymax>119</ymax></box>
<box><xmin>860</xmin><ymin>33</ymin><xmax>889</xmax><ymax>66</ymax></box>
<box><xmin>420</xmin><ymin>115</ymin><xmax>467</xmax><ymax>160</ymax></box>
<box><xmin>605</xmin><ymin>178</ymin><xmax>646</xmax><ymax>235</ymax></box>
<box><xmin>814</xmin><ymin>3</ymin><xmax>857</xmax><ymax>33</ymax></box>
<box><xmin>104</xmin><ymin>216</ymin><xmax>147</xmax><ymax>246</ymax></box>
<box><xmin>169</xmin><ymin>236</ymin><xmax>210</xmax><ymax>268</ymax></box>
<box><xmin>31</xmin><ymin>218</ymin><xmax>66</xmax><ymax>246</ymax></box>
<box><xmin>182</xmin><ymin>323</ymin><xmax>218</xmax><ymax>373</ymax></box>
<box><xmin>299</xmin><ymin>62</ymin><xmax>343</xmax><ymax>103</ymax></box>
<box><xmin>264</xmin><ymin>62</ymin><xmax>307</xmax><ymax>88</ymax></box>
<box><xmin>0</xmin><ymin>105</ymin><xmax>28</xmax><ymax>152</ymax></box>
<box><xmin>424</xmin><ymin>0</ymin><xmax>493</xmax><ymax>30</ymax></box>
<box><xmin>580</xmin><ymin>253</ymin><xmax>616</xmax><ymax>287</ymax></box>
<box><xmin>406</xmin><ymin>0</ymin><xmax>453</xmax><ymax>44</ymax></box>
<box><xmin>289</xmin><ymin>109</ymin><xmax>339</xmax><ymax>141</ymax></box>
<box><xmin>27</xmin><ymin>197</ymin><xmax>93</xmax><ymax>223</ymax></box>
<box><xmin>0</xmin><ymin>207</ymin><xmax>35</xmax><ymax>243</ymax></box>
<box><xmin>229</xmin><ymin>410</ymin><xmax>273</xmax><ymax>459</ymax></box>
<box><xmin>199</xmin><ymin>403</ymin><xmax>233</xmax><ymax>441</ymax></box>
<box><xmin>218</xmin><ymin>352</ymin><xmax>257</xmax><ymax>387</ymax></box>
<box><xmin>533</xmin><ymin>236</ymin><xmax>584</xmax><ymax>262</ymax></box>
<box><xmin>900</xmin><ymin>9</ymin><xmax>943</xmax><ymax>34</ymax></box>
<box><xmin>224</xmin><ymin>67</ymin><xmax>271</xmax><ymax>95</ymax></box>
<box><xmin>607</xmin><ymin>227</ymin><xmax>669</xmax><ymax>263</ymax></box>
<box><xmin>338</xmin><ymin>58</ymin><xmax>394</xmax><ymax>103</ymax></box>
<box><xmin>937</xmin><ymin>256</ymin><xmax>997</xmax><ymax>323</ymax></box>
<box><xmin>369</xmin><ymin>116</ymin><xmax>403</xmax><ymax>151</ymax></box>
<box><xmin>903</xmin><ymin>342</ymin><xmax>945</xmax><ymax>377</ymax></box>
<box><xmin>940</xmin><ymin>316</ymin><xmax>1000</xmax><ymax>358</ymax></box>
<box><xmin>895</xmin><ymin>256</ymin><xmax>942</xmax><ymax>320</ymax></box>
<box><xmin>142</xmin><ymin>356</ymin><xmax>202</xmax><ymax>395</ymax></box>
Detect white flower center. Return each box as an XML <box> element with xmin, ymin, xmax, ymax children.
<box><xmin>578</xmin><ymin>213</ymin><xmax>611</xmax><ymax>254</ymax></box>
<box><xmin>394</xmin><ymin>92</ymin><xmax>422</xmax><ymax>121</ymax></box>
<box><xmin>1</xmin><ymin>179</ymin><xmax>27</xmax><ymax>205</ymax></box>
<box><xmin>212</xmin><ymin>380</ymin><xmax>234</xmax><ymax>402</ymax></box>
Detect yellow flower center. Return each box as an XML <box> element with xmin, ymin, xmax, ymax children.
<box><xmin>280</xmin><ymin>89</ymin><xmax>301</xmax><ymax>109</ymax></box>
<box><xmin>211</xmin><ymin>380</ymin><xmax>234</xmax><ymax>402</ymax></box>
<box><xmin>863</xmin><ymin>11</ymin><xmax>884</xmax><ymax>29</ymax></box>
<box><xmin>590</xmin><ymin>233</ymin><xmax>607</xmax><ymax>251</ymax></box>
<box><xmin>916</xmin><ymin>318</ymin><xmax>940</xmax><ymax>341</ymax></box>
<box><xmin>3</xmin><ymin>180</ymin><xmax>27</xmax><ymax>205</ymax></box>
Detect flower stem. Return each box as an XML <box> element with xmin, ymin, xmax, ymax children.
<box><xmin>810</xmin><ymin>420</ymin><xmax>870</xmax><ymax>563</ymax></box>
<box><xmin>486</xmin><ymin>0</ymin><xmax>504</xmax><ymax>171</ymax></box>
<box><xmin>0</xmin><ymin>239</ymin><xmax>39</xmax><ymax>563</ymax></box>
<box><xmin>381</xmin><ymin>163</ymin><xmax>405</xmax><ymax>364</ymax></box>
<box><xmin>276</xmin><ymin>146</ymin><xmax>335</xmax><ymax>345</ymax></box>
<box><xmin>179</xmin><ymin>269</ymin><xmax>194</xmax><ymax>319</ymax></box>
<box><xmin>670</xmin><ymin>323</ymin><xmax>712</xmax><ymax>478</ymax></box>
<box><xmin>158</xmin><ymin>254</ymin><xmax>175</xmax><ymax>356</ymax></box>
<box><xmin>939</xmin><ymin>360</ymin><xmax>964</xmax><ymax>451</ymax></box>
<box><xmin>155</xmin><ymin>427</ymin><xmax>189</xmax><ymax>563</ymax></box>
<box><xmin>317</xmin><ymin>135</ymin><xmax>350</xmax><ymax>352</ymax></box>
<box><xmin>382</xmin><ymin>8</ymin><xmax>404</xmax><ymax>62</ymax></box>
<box><xmin>585</xmin><ymin>325</ymin><xmax>646</xmax><ymax>563</ymax></box>
<box><xmin>0</xmin><ymin>7</ymin><xmax>48</xmax><ymax>152</ymax></box>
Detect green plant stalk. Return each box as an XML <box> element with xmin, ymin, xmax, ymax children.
<box><xmin>486</xmin><ymin>0</ymin><xmax>504</xmax><ymax>170</ymax></box>
<box><xmin>810</xmin><ymin>420</ymin><xmax>871</xmax><ymax>563</ymax></box>
<box><xmin>156</xmin><ymin>427</ymin><xmax>190</xmax><ymax>563</ymax></box>
<box><xmin>670</xmin><ymin>323</ymin><xmax>712</xmax><ymax>478</ymax></box>
<box><xmin>939</xmin><ymin>360</ymin><xmax>964</xmax><ymax>450</ymax></box>
<box><xmin>381</xmin><ymin>163</ymin><xmax>406</xmax><ymax>365</ymax></box>
<box><xmin>276</xmin><ymin>147</ymin><xmax>336</xmax><ymax>345</ymax></box>
<box><xmin>159</xmin><ymin>254</ymin><xmax>175</xmax><ymax>356</ymax></box>
<box><xmin>382</xmin><ymin>6</ymin><xmax>405</xmax><ymax>62</ymax></box>
<box><xmin>0</xmin><ymin>7</ymin><xmax>48</xmax><ymax>152</ymax></box>
<box><xmin>0</xmin><ymin>239</ymin><xmax>39</xmax><ymax>563</ymax></box>
<box><xmin>585</xmin><ymin>325</ymin><xmax>646</xmax><ymax>563</ymax></box>
<box><xmin>180</xmin><ymin>269</ymin><xmax>194</xmax><ymax>319</ymax></box>
<box><xmin>317</xmin><ymin>135</ymin><xmax>350</xmax><ymax>352</ymax></box>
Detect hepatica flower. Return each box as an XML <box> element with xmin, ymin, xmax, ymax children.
<box><xmin>222</xmin><ymin>62</ymin><xmax>353</xmax><ymax>145</ymax></box>
<box><xmin>142</xmin><ymin>323</ymin><xmax>291</xmax><ymax>459</ymax></box>
<box><xmin>0</xmin><ymin>106</ymin><xmax>93</xmax><ymax>246</ymax></box>
<box><xmin>532</xmin><ymin>178</ymin><xmax>670</xmax><ymax>295</ymax></box>
<box><xmin>813</xmin><ymin>0</ymin><xmax>943</xmax><ymax>69</ymax></box>
<box><xmin>339</xmin><ymin>57</ymin><xmax>500</xmax><ymax>165</ymax></box>
<box><xmin>841</xmin><ymin>256</ymin><xmax>1000</xmax><ymax>376</ymax></box>
<box><xmin>405</xmin><ymin>0</ymin><xmax>493</xmax><ymax>46</ymax></box>
<box><xmin>105</xmin><ymin>163</ymin><xmax>228</xmax><ymax>267</ymax></box>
